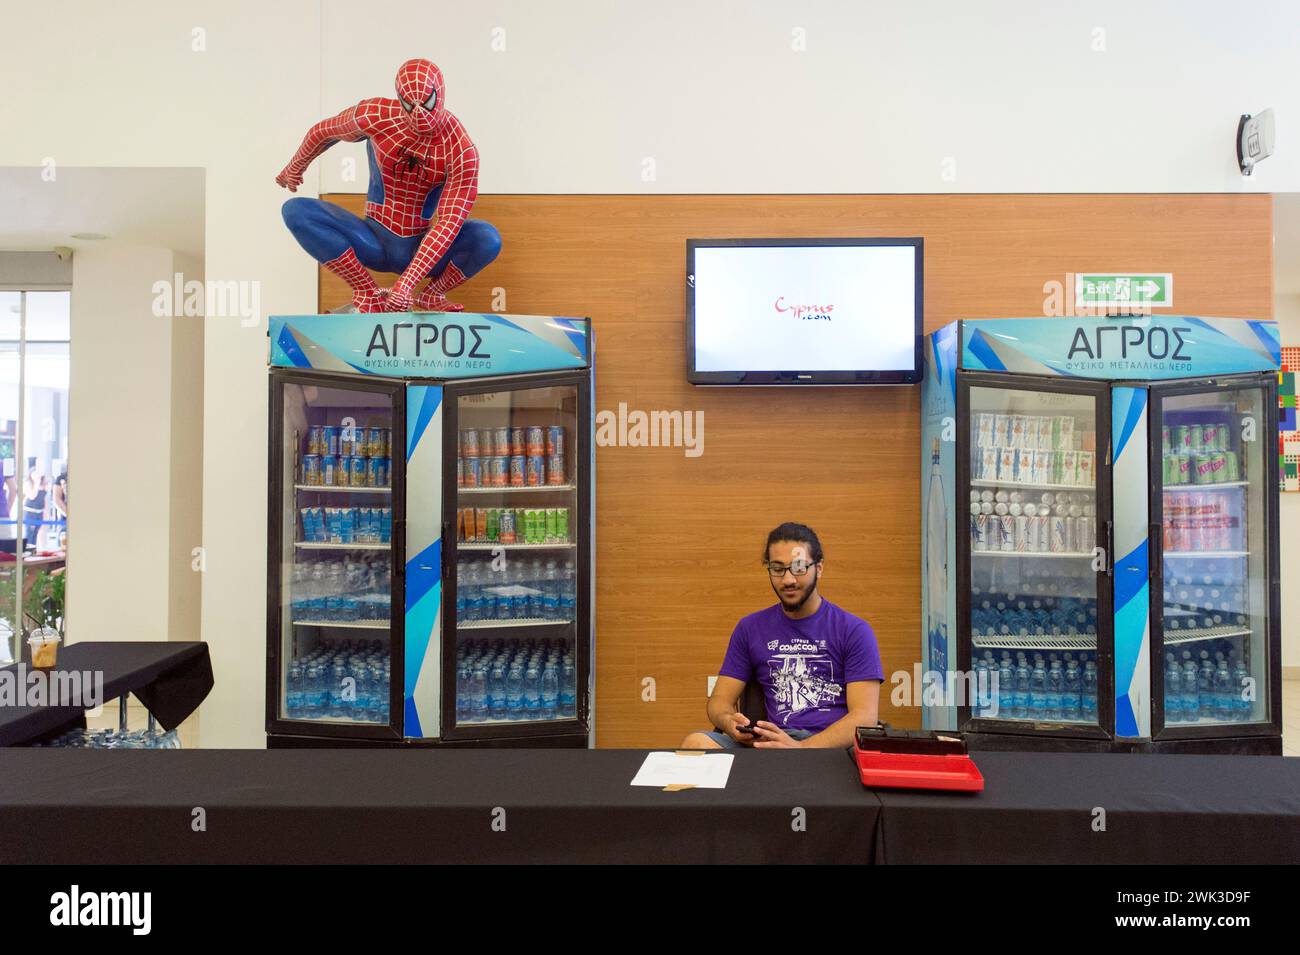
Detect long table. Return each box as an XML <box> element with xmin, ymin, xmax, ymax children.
<box><xmin>0</xmin><ymin>749</ymin><xmax>1296</xmax><ymax>864</ymax></box>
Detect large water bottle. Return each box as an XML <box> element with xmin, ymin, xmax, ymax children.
<box><xmin>523</xmin><ymin>664</ymin><xmax>542</xmax><ymax>720</ymax></box>
<box><xmin>560</xmin><ymin>661</ymin><xmax>576</xmax><ymax>717</ymax></box>
<box><xmin>541</xmin><ymin>665</ymin><xmax>559</xmax><ymax>720</ymax></box>
<box><xmin>560</xmin><ymin>560</ymin><xmax>577</xmax><ymax>621</ymax></box>
<box><xmin>506</xmin><ymin>664</ymin><xmax>525</xmax><ymax>720</ymax></box>
<box><xmin>1014</xmin><ymin>655</ymin><xmax>1030</xmax><ymax>720</ymax></box>
<box><xmin>1180</xmin><ymin>652</ymin><xmax>1200</xmax><ymax>723</ymax></box>
<box><xmin>996</xmin><ymin>655</ymin><xmax>1014</xmax><ymax>720</ymax></box>
<box><xmin>286</xmin><ymin>663</ymin><xmax>304</xmax><ymax>717</ymax></box>
<box><xmin>1063</xmin><ymin>659</ymin><xmax>1081</xmax><ymax>721</ymax></box>
<box><xmin>456</xmin><ymin>662</ymin><xmax>472</xmax><ymax>722</ymax></box>
<box><xmin>1213</xmin><ymin>659</ymin><xmax>1233</xmax><ymax>721</ymax></box>
<box><xmin>1028</xmin><ymin>660</ymin><xmax>1047</xmax><ymax>720</ymax></box>
<box><xmin>542</xmin><ymin>561</ymin><xmax>560</xmax><ymax>621</ymax></box>
<box><xmin>1082</xmin><ymin>661</ymin><xmax>1098</xmax><ymax>722</ymax></box>
<box><xmin>468</xmin><ymin>664</ymin><xmax>488</xmax><ymax>722</ymax></box>
<box><xmin>1045</xmin><ymin>661</ymin><xmax>1064</xmax><ymax>721</ymax></box>
<box><xmin>1165</xmin><ymin>655</ymin><xmax>1182</xmax><ymax>722</ymax></box>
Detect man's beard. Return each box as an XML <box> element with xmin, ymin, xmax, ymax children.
<box><xmin>773</xmin><ymin>571</ymin><xmax>818</xmax><ymax>611</ymax></box>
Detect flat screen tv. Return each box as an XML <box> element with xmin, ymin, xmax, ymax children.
<box><xmin>686</xmin><ymin>237</ymin><xmax>923</xmax><ymax>385</ymax></box>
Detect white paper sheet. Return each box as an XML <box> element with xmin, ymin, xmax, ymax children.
<box><xmin>630</xmin><ymin>752</ymin><xmax>735</xmax><ymax>789</ymax></box>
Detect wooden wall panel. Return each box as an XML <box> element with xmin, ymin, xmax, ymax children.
<box><xmin>318</xmin><ymin>193</ymin><xmax>1273</xmax><ymax>748</ymax></box>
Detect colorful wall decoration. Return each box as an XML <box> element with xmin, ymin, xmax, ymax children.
<box><xmin>1281</xmin><ymin>345</ymin><xmax>1299</xmax><ymax>492</ymax></box>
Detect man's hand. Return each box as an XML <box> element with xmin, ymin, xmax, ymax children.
<box><xmin>276</xmin><ymin>163</ymin><xmax>305</xmax><ymax>192</ymax></box>
<box><xmin>720</xmin><ymin>712</ymin><xmax>757</xmax><ymax>746</ymax></box>
<box><xmin>750</xmin><ymin>721</ymin><xmax>803</xmax><ymax>748</ymax></box>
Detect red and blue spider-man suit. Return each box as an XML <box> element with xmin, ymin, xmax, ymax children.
<box><xmin>277</xmin><ymin>58</ymin><xmax>500</xmax><ymax>313</ymax></box>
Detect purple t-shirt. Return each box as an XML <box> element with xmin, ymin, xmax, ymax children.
<box><xmin>719</xmin><ymin>599</ymin><xmax>884</xmax><ymax>733</ymax></box>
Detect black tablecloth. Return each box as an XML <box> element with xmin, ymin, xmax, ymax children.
<box><xmin>0</xmin><ymin>749</ymin><xmax>877</xmax><ymax>864</ymax></box>
<box><xmin>0</xmin><ymin>642</ymin><xmax>213</xmax><ymax>746</ymax></box>
<box><xmin>871</xmin><ymin>750</ymin><xmax>1300</xmax><ymax>864</ymax></box>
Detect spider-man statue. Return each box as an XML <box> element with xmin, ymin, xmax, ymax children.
<box><xmin>276</xmin><ymin>58</ymin><xmax>500</xmax><ymax>313</ymax></box>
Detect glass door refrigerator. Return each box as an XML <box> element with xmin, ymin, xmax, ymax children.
<box><xmin>265</xmin><ymin>311</ymin><xmax>594</xmax><ymax>748</ymax></box>
<box><xmin>921</xmin><ymin>316</ymin><xmax>1282</xmax><ymax>754</ymax></box>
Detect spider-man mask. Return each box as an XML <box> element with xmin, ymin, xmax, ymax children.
<box><xmin>394</xmin><ymin>58</ymin><xmax>448</xmax><ymax>135</ymax></box>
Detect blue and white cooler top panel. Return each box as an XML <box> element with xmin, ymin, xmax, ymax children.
<box><xmin>269</xmin><ymin>312</ymin><xmax>590</xmax><ymax>379</ymax></box>
<box><xmin>957</xmin><ymin>316</ymin><xmax>1279</xmax><ymax>380</ymax></box>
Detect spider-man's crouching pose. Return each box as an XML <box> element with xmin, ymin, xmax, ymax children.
<box><xmin>277</xmin><ymin>58</ymin><xmax>500</xmax><ymax>313</ymax></box>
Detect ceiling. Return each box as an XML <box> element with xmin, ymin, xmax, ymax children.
<box><xmin>0</xmin><ymin>167</ymin><xmax>204</xmax><ymax>259</ymax></box>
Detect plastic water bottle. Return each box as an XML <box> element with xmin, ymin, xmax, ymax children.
<box><xmin>1231</xmin><ymin>657</ymin><xmax>1250</xmax><ymax>721</ymax></box>
<box><xmin>560</xmin><ymin>661</ymin><xmax>576</xmax><ymax>718</ymax></box>
<box><xmin>487</xmin><ymin>664</ymin><xmax>507</xmax><ymax>720</ymax></box>
<box><xmin>1180</xmin><ymin>652</ymin><xmax>1199</xmax><ymax>723</ymax></box>
<box><xmin>464</xmin><ymin>664</ymin><xmax>485</xmax><ymax>722</ymax></box>
<box><xmin>1045</xmin><ymin>661</ymin><xmax>1064</xmax><ymax>721</ymax></box>
<box><xmin>1198</xmin><ymin>651</ymin><xmax>1215</xmax><ymax>720</ymax></box>
<box><xmin>504</xmin><ymin>664</ymin><xmax>523</xmax><ymax>720</ymax></box>
<box><xmin>455</xmin><ymin>558</ymin><xmax>469</xmax><ymax>621</ymax></box>
<box><xmin>367</xmin><ymin>664</ymin><xmax>385</xmax><ymax>722</ymax></box>
<box><xmin>541</xmin><ymin>665</ymin><xmax>559</xmax><ymax>720</ymax></box>
<box><xmin>560</xmin><ymin>560</ymin><xmax>577</xmax><ymax>621</ymax></box>
<box><xmin>523</xmin><ymin>664</ymin><xmax>542</xmax><ymax>720</ymax></box>
<box><xmin>286</xmin><ymin>663</ymin><xmax>304</xmax><ymax>717</ymax></box>
<box><xmin>996</xmin><ymin>655</ymin><xmax>1014</xmax><ymax>720</ymax></box>
<box><xmin>542</xmin><ymin>561</ymin><xmax>560</xmax><ymax>621</ymax></box>
<box><xmin>1082</xmin><ymin>661</ymin><xmax>1098</xmax><ymax>723</ymax></box>
<box><xmin>350</xmin><ymin>661</ymin><xmax>370</xmax><ymax>719</ymax></box>
<box><xmin>1063</xmin><ymin>660</ymin><xmax>1081</xmax><ymax>722</ymax></box>
<box><xmin>329</xmin><ymin>663</ymin><xmax>348</xmax><ymax>718</ymax></box>
<box><xmin>1013</xmin><ymin>655</ymin><xmax>1030</xmax><ymax>720</ymax></box>
<box><xmin>972</xmin><ymin>657</ymin><xmax>989</xmax><ymax>716</ymax></box>
<box><xmin>456</xmin><ymin>662</ymin><xmax>472</xmax><ymax>722</ymax></box>
<box><xmin>1029</xmin><ymin>660</ymin><xmax>1047</xmax><ymax>720</ymax></box>
<box><xmin>1165</xmin><ymin>654</ymin><xmax>1182</xmax><ymax>722</ymax></box>
<box><xmin>1213</xmin><ymin>659</ymin><xmax>1233</xmax><ymax>722</ymax></box>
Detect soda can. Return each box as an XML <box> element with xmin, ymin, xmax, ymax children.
<box><xmin>464</xmin><ymin>456</ymin><xmax>482</xmax><ymax>488</ymax></box>
<box><xmin>320</xmin><ymin>455</ymin><xmax>336</xmax><ymax>487</ymax></box>
<box><xmin>1033</xmin><ymin>515</ymin><xmax>1051</xmax><ymax>552</ymax></box>
<box><xmin>975</xmin><ymin>414</ymin><xmax>995</xmax><ymax>448</ymax></box>
<box><xmin>487</xmin><ymin>508</ymin><xmax>500</xmax><ymax>543</ymax></box>
<box><xmin>546</xmin><ymin>454</ymin><xmax>566</xmax><ymax>485</ymax></box>
<box><xmin>546</xmin><ymin>426</ymin><xmax>565</xmax><ymax>457</ymax></box>
<box><xmin>505</xmin><ymin>426</ymin><xmax>524</xmax><ymax>457</ymax></box>
<box><xmin>460</xmin><ymin>429</ymin><xmax>480</xmax><ymax>458</ymax></box>
<box><xmin>1016</xmin><ymin>449</ymin><xmax>1034</xmax><ymax>484</ymax></box>
<box><xmin>477</xmin><ymin>429</ymin><xmax>495</xmax><ymax>457</ymax></box>
<box><xmin>545</xmin><ymin>507</ymin><xmax>559</xmax><ymax>543</ymax></box>
<box><xmin>1064</xmin><ymin>516</ymin><xmax>1078</xmax><ymax>553</ymax></box>
<box><xmin>499</xmin><ymin>508</ymin><xmax>517</xmax><ymax>544</ymax></box>
<box><xmin>1162</xmin><ymin>454</ymin><xmax>1175</xmax><ymax>485</ymax></box>
<box><xmin>1049</xmin><ymin>516</ymin><xmax>1067</xmax><ymax>553</ymax></box>
<box><xmin>1215</xmin><ymin>424</ymin><xmax>1230</xmax><ymax>452</ymax></box>
<box><xmin>526</xmin><ymin>426</ymin><xmax>546</xmax><ymax>457</ymax></box>
<box><xmin>971</xmin><ymin>511</ymin><xmax>985</xmax><ymax>551</ymax></box>
<box><xmin>1077</xmin><ymin>516</ymin><xmax>1094</xmax><ymax>550</ymax></box>
<box><xmin>317</xmin><ymin>426</ymin><xmax>336</xmax><ymax>457</ymax></box>
<box><xmin>1014</xmin><ymin>515</ymin><xmax>1028</xmax><ymax>552</ymax></box>
<box><xmin>1175</xmin><ymin>454</ymin><xmax>1193</xmax><ymax>485</ymax></box>
<box><xmin>475</xmin><ymin>508</ymin><xmax>489</xmax><ymax>543</ymax></box>
<box><xmin>1161</xmin><ymin>426</ymin><xmax>1171</xmax><ymax>457</ymax></box>
<box><xmin>489</xmin><ymin>456</ymin><xmax>509</xmax><ymax>488</ymax></box>
<box><xmin>1173</xmin><ymin>425</ymin><xmax>1192</xmax><ymax>454</ymax></box>
<box><xmin>366</xmin><ymin>456</ymin><xmax>384</xmax><ymax>488</ymax></box>
<box><xmin>996</xmin><ymin>514</ymin><xmax>1013</xmax><ymax>552</ymax></box>
<box><xmin>1076</xmin><ymin>451</ymin><xmax>1094</xmax><ymax>488</ymax></box>
<box><xmin>491</xmin><ymin>427</ymin><xmax>510</xmax><ymax>458</ymax></box>
<box><xmin>1223</xmin><ymin>451</ymin><xmax>1240</xmax><ymax>482</ymax></box>
<box><xmin>380</xmin><ymin>457</ymin><xmax>391</xmax><ymax>486</ymax></box>
<box><xmin>348</xmin><ymin>454</ymin><xmax>369</xmax><ymax>485</ymax></box>
<box><xmin>1201</xmin><ymin>423</ymin><xmax>1220</xmax><ymax>452</ymax></box>
<box><xmin>302</xmin><ymin>454</ymin><xmax>322</xmax><ymax>486</ymax></box>
<box><xmin>307</xmin><ymin>425</ymin><xmax>325</xmax><ymax>456</ymax></box>
<box><xmin>526</xmin><ymin>455</ymin><xmax>545</xmax><ymax>487</ymax></box>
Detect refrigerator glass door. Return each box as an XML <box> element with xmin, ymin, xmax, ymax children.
<box><xmin>965</xmin><ymin>383</ymin><xmax>1106</xmax><ymax>730</ymax></box>
<box><xmin>275</xmin><ymin>379</ymin><xmax>398</xmax><ymax>730</ymax></box>
<box><xmin>1153</xmin><ymin>383</ymin><xmax>1272</xmax><ymax>730</ymax></box>
<box><xmin>448</xmin><ymin>382</ymin><xmax>583</xmax><ymax>733</ymax></box>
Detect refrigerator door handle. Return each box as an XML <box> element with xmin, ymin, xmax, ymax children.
<box><xmin>1149</xmin><ymin>523</ymin><xmax>1162</xmax><ymax>581</ymax></box>
<box><xmin>1104</xmin><ymin>520</ymin><xmax>1114</xmax><ymax>578</ymax></box>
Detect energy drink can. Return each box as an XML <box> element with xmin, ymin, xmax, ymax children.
<box><xmin>348</xmin><ymin>456</ymin><xmax>368</xmax><ymax>487</ymax></box>
<box><xmin>545</xmin><ymin>507</ymin><xmax>559</xmax><ymax>543</ymax></box>
<box><xmin>322</xmin><ymin>426</ymin><xmax>340</xmax><ymax>456</ymax></box>
<box><xmin>546</xmin><ymin>426</ymin><xmax>565</xmax><ymax>457</ymax></box>
<box><xmin>546</xmin><ymin>454</ymin><xmax>566</xmax><ymax>485</ymax></box>
<box><xmin>1077</xmin><ymin>516</ymin><xmax>1094</xmax><ymax>550</ymax></box>
<box><xmin>509</xmin><ymin>426</ymin><xmax>526</xmax><ymax>456</ymax></box>
<box><xmin>460</xmin><ymin>429</ymin><xmax>480</xmax><ymax>458</ymax></box>
<box><xmin>1223</xmin><ymin>451</ymin><xmax>1240</xmax><ymax>482</ymax></box>
<box><xmin>367</xmin><ymin>456</ymin><xmax>384</xmax><ymax>488</ymax></box>
<box><xmin>499</xmin><ymin>508</ymin><xmax>517</xmax><ymax>544</ymax></box>
<box><xmin>302</xmin><ymin>454</ymin><xmax>322</xmax><ymax>486</ymax></box>
<box><xmin>526</xmin><ymin>426</ymin><xmax>545</xmax><ymax>456</ymax></box>
<box><xmin>489</xmin><ymin>456</ymin><xmax>509</xmax><ymax>487</ymax></box>
<box><xmin>308</xmin><ymin>425</ymin><xmax>325</xmax><ymax>456</ymax></box>
<box><xmin>321</xmin><ymin>455</ymin><xmax>337</xmax><ymax>486</ymax></box>
<box><xmin>996</xmin><ymin>514</ymin><xmax>1013</xmax><ymax>552</ymax></box>
<box><xmin>463</xmin><ymin>456</ymin><xmax>482</xmax><ymax>488</ymax></box>
<box><xmin>526</xmin><ymin>455</ymin><xmax>545</xmax><ymax>487</ymax></box>
<box><xmin>492</xmin><ymin>427</ymin><xmax>511</xmax><ymax>458</ymax></box>
<box><xmin>507</xmin><ymin>455</ymin><xmax>525</xmax><ymax>486</ymax></box>
<box><xmin>477</xmin><ymin>429</ymin><xmax>495</xmax><ymax>458</ymax></box>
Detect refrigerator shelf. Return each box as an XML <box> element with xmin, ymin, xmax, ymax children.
<box><xmin>1164</xmin><ymin>626</ymin><xmax>1251</xmax><ymax>646</ymax></box>
<box><xmin>295</xmin><ymin>484</ymin><xmax>392</xmax><ymax>494</ymax></box>
<box><xmin>1164</xmin><ymin>551</ymin><xmax>1249</xmax><ymax>559</ymax></box>
<box><xmin>973</xmin><ymin>550</ymin><xmax>1095</xmax><ymax>559</ymax></box>
<box><xmin>973</xmin><ymin>634</ymin><xmax>1097</xmax><ymax>651</ymax></box>
<box><xmin>458</xmin><ymin>618</ymin><xmax>574</xmax><ymax>630</ymax></box>
<box><xmin>458</xmin><ymin>485</ymin><xmax>575</xmax><ymax>494</ymax></box>
<box><xmin>292</xmin><ymin>619</ymin><xmax>390</xmax><ymax>630</ymax></box>
<box><xmin>294</xmin><ymin>542</ymin><xmax>390</xmax><ymax>551</ymax></box>
<box><xmin>458</xmin><ymin>542</ymin><xmax>576</xmax><ymax>550</ymax></box>
<box><xmin>1162</xmin><ymin>481</ymin><xmax>1248</xmax><ymax>491</ymax></box>
<box><xmin>970</xmin><ymin>479</ymin><xmax>1094</xmax><ymax>493</ymax></box>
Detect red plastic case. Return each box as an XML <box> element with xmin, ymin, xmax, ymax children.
<box><xmin>852</xmin><ymin>726</ymin><xmax>985</xmax><ymax>792</ymax></box>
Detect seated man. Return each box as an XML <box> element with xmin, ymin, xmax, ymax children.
<box><xmin>682</xmin><ymin>522</ymin><xmax>883</xmax><ymax>749</ymax></box>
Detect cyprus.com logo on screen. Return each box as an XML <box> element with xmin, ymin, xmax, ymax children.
<box><xmin>773</xmin><ymin>296</ymin><xmax>835</xmax><ymax>321</ymax></box>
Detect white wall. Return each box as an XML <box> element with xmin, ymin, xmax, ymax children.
<box><xmin>2</xmin><ymin>1</ymin><xmax>1297</xmax><ymax>745</ymax></box>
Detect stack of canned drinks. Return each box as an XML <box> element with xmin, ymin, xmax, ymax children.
<box><xmin>302</xmin><ymin>422</ymin><xmax>393</xmax><ymax>488</ymax></box>
<box><xmin>1161</xmin><ymin>419</ymin><xmax>1240</xmax><ymax>486</ymax></box>
<box><xmin>1162</xmin><ymin>490</ymin><xmax>1241</xmax><ymax>553</ymax></box>
<box><xmin>300</xmin><ymin>505</ymin><xmax>393</xmax><ymax>544</ymax></box>
<box><xmin>458</xmin><ymin>424</ymin><xmax>567</xmax><ymax>488</ymax></box>
<box><xmin>458</xmin><ymin>505</ymin><xmax>569</xmax><ymax>545</ymax></box>
<box><xmin>971</xmin><ymin>412</ymin><xmax>1095</xmax><ymax>487</ymax></box>
<box><xmin>970</xmin><ymin>488</ymin><xmax>1095</xmax><ymax>554</ymax></box>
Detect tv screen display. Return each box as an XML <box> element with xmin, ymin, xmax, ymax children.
<box><xmin>686</xmin><ymin>238</ymin><xmax>923</xmax><ymax>385</ymax></box>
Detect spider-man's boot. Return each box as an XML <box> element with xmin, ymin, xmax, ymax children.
<box><xmin>413</xmin><ymin>263</ymin><xmax>467</xmax><ymax>313</ymax></box>
<box><xmin>324</xmin><ymin>248</ymin><xmax>388</xmax><ymax>313</ymax></box>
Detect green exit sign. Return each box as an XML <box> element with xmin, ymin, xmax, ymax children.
<box><xmin>1075</xmin><ymin>273</ymin><xmax>1173</xmax><ymax>308</ymax></box>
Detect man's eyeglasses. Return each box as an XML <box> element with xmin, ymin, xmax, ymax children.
<box><xmin>764</xmin><ymin>559</ymin><xmax>815</xmax><ymax>578</ymax></box>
